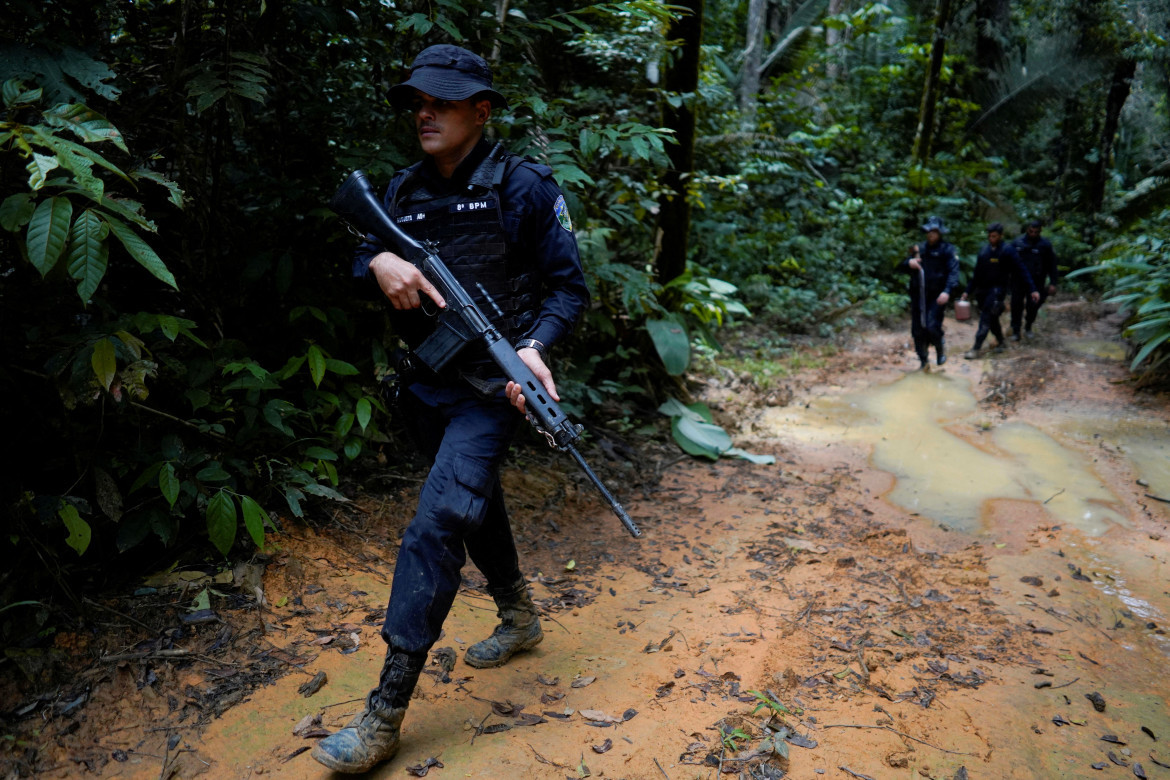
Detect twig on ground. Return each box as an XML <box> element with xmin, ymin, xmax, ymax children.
<box><xmin>824</xmin><ymin>723</ymin><xmax>979</xmax><ymax>756</ymax></box>
<box><xmin>83</xmin><ymin>597</ymin><xmax>160</xmax><ymax>636</ymax></box>
<box><xmin>839</xmin><ymin>767</ymin><xmax>878</xmax><ymax>780</ymax></box>
<box><xmin>100</xmin><ymin>649</ymin><xmax>191</xmax><ymax>663</ymax></box>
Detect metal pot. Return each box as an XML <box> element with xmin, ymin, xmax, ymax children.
<box><xmin>954</xmin><ymin>300</ymin><xmax>971</xmax><ymax>321</ymax></box>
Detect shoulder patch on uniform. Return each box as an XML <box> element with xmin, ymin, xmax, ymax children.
<box><xmin>554</xmin><ymin>195</ymin><xmax>573</xmax><ymax>233</ymax></box>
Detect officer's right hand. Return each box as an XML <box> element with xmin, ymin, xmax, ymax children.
<box><xmin>369</xmin><ymin>251</ymin><xmax>446</xmax><ymax>311</ymax></box>
<box><xmin>908</xmin><ymin>257</ymin><xmax>922</xmax><ymax>271</ymax></box>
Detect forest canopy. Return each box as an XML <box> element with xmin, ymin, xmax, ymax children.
<box><xmin>2</xmin><ymin>0</ymin><xmax>1168</xmax><ymax>594</ymax></box>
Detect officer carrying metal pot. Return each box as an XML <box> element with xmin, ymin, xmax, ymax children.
<box><xmin>960</xmin><ymin>222</ymin><xmax>1039</xmax><ymax>359</ymax></box>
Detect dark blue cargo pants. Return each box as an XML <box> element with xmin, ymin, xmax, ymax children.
<box><xmin>380</xmin><ymin>382</ymin><xmax>524</xmax><ymax>656</ymax></box>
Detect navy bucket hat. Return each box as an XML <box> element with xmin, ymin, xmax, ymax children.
<box><xmin>387</xmin><ymin>45</ymin><xmax>508</xmax><ymax>109</ymax></box>
<box><xmin>920</xmin><ymin>215</ymin><xmax>948</xmax><ymax>234</ymax></box>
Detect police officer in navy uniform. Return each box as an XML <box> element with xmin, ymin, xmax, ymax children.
<box><xmin>898</xmin><ymin>216</ymin><xmax>960</xmax><ymax>369</ymax></box>
<box><xmin>312</xmin><ymin>44</ymin><xmax>589</xmax><ymax>774</ymax></box>
<box><xmin>1011</xmin><ymin>219</ymin><xmax>1059</xmax><ymax>340</ymax></box>
<box><xmin>960</xmin><ymin>222</ymin><xmax>1039</xmax><ymax>358</ymax></box>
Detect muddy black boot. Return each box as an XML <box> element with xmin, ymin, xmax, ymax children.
<box><xmin>936</xmin><ymin>337</ymin><xmax>947</xmax><ymax>366</ymax></box>
<box><xmin>464</xmin><ymin>579</ymin><xmax>543</xmax><ymax>669</ymax></box>
<box><xmin>913</xmin><ymin>337</ymin><xmax>929</xmax><ymax>370</ymax></box>
<box><xmin>311</xmin><ymin>648</ymin><xmax>423</xmax><ymax>774</ymax></box>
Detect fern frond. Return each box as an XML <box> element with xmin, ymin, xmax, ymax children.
<box><xmin>967</xmin><ymin>33</ymin><xmax>1102</xmax><ymax>133</ymax></box>
<box><xmin>1115</xmin><ymin>165</ymin><xmax>1170</xmax><ymax>227</ymax></box>
<box><xmin>759</xmin><ymin>0</ymin><xmax>831</xmax><ymax>76</ymax></box>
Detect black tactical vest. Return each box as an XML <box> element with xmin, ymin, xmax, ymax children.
<box><xmin>389</xmin><ymin>144</ymin><xmax>539</xmax><ymax>352</ymax></box>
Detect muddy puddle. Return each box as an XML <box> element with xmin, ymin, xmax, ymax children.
<box><xmin>1059</xmin><ymin>415</ymin><xmax>1170</xmax><ymax>509</ymax></box>
<box><xmin>759</xmin><ymin>371</ymin><xmax>1133</xmax><ymax>536</ymax></box>
<box><xmin>1064</xmin><ymin>338</ymin><xmax>1129</xmax><ymax>361</ymax></box>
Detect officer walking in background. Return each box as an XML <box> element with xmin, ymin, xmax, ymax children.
<box><xmin>1011</xmin><ymin>219</ymin><xmax>1059</xmax><ymax>340</ymax></box>
<box><xmin>961</xmin><ymin>222</ymin><xmax>1039</xmax><ymax>358</ymax></box>
<box><xmin>899</xmin><ymin>216</ymin><xmax>960</xmax><ymax>369</ymax></box>
<box><xmin>312</xmin><ymin>44</ymin><xmax>590</xmax><ymax>774</ymax></box>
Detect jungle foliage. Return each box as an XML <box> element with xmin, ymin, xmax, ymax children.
<box><xmin>1</xmin><ymin>0</ymin><xmax>1167</xmax><ymax>613</ymax></box>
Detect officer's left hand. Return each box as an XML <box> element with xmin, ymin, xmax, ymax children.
<box><xmin>506</xmin><ymin>348</ymin><xmax>557</xmax><ymax>415</ymax></box>
<box><xmin>936</xmin><ymin>292</ymin><xmax>950</xmax><ymax>306</ymax></box>
<box><xmin>1031</xmin><ymin>291</ymin><xmax>1041</xmax><ymax>302</ymax></box>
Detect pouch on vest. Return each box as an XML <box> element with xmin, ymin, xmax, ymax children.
<box><xmin>413</xmin><ymin>309</ymin><xmax>480</xmax><ymax>373</ymax></box>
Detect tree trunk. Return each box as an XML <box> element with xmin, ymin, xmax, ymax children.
<box><xmin>1088</xmin><ymin>57</ymin><xmax>1136</xmax><ymax>213</ymax></box>
<box><xmin>740</xmin><ymin>0</ymin><xmax>767</xmax><ymax>120</ymax></box>
<box><xmin>911</xmin><ymin>0</ymin><xmax>952</xmax><ymax>166</ymax></box>
<box><xmin>490</xmin><ymin>0</ymin><xmax>509</xmax><ymax>63</ymax></box>
<box><xmin>654</xmin><ymin>0</ymin><xmax>704</xmax><ymax>286</ymax></box>
<box><xmin>826</xmin><ymin>0</ymin><xmax>846</xmax><ymax>80</ymax></box>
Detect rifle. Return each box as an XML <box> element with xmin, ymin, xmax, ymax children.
<box><xmin>330</xmin><ymin>170</ymin><xmax>642</xmax><ymax>539</ymax></box>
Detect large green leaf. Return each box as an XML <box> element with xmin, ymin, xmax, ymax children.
<box><xmin>67</xmin><ymin>209</ymin><xmax>109</xmax><ymax>301</ymax></box>
<box><xmin>43</xmin><ymin>103</ymin><xmax>127</xmax><ymax>151</ymax></box>
<box><xmin>263</xmin><ymin>398</ymin><xmax>297</xmax><ymax>436</ymax></box>
<box><xmin>646</xmin><ymin>315</ymin><xmax>690</xmax><ymax>375</ymax></box>
<box><xmin>206</xmin><ymin>490</ymin><xmax>237</xmax><ymax>555</ymax></box>
<box><xmin>133</xmin><ymin>167</ymin><xmax>185</xmax><ymax>208</ymax></box>
<box><xmin>26</xmin><ymin>196</ymin><xmax>72</xmax><ymax>275</ymax></box>
<box><xmin>0</xmin><ymin>192</ymin><xmax>35</xmax><ymax>231</ymax></box>
<box><xmin>671</xmin><ymin>416</ymin><xmax>732</xmax><ymax>461</ymax></box>
<box><xmin>59</xmin><ymin>503</ymin><xmax>92</xmax><ymax>556</ymax></box>
<box><xmin>302</xmin><ymin>483</ymin><xmax>351</xmax><ymax>502</ymax></box>
<box><xmin>29</xmin><ymin>126</ymin><xmax>130</xmax><ymax>192</ymax></box>
<box><xmin>3</xmin><ymin>78</ymin><xmax>42</xmax><ymax>106</ymax></box>
<box><xmin>356</xmin><ymin>398</ymin><xmax>372</xmax><ymax>430</ymax></box>
<box><xmin>159</xmin><ymin>463</ymin><xmax>180</xmax><ymax>507</ymax></box>
<box><xmin>307</xmin><ymin>344</ymin><xmax>326</xmax><ymax>387</ymax></box>
<box><xmin>99</xmin><ymin>212</ymin><xmax>178</xmax><ymax>289</ymax></box>
<box><xmin>91</xmin><ymin>336</ymin><xmax>117</xmax><ymax>391</ymax></box>
<box><xmin>26</xmin><ymin>153</ymin><xmax>58</xmax><ymax>189</ymax></box>
<box><xmin>1130</xmin><ymin>331</ymin><xmax>1170</xmax><ymax>370</ymax></box>
<box><xmin>324</xmin><ymin>358</ymin><xmax>359</xmax><ymax>376</ymax></box>
<box><xmin>657</xmin><ymin>397</ymin><xmax>707</xmax><ymax>422</ymax></box>
<box><xmin>239</xmin><ymin>495</ymin><xmax>267</xmax><ymax>550</ymax></box>
<box><xmin>725</xmin><ymin>447</ymin><xmax>777</xmax><ymax>465</ymax></box>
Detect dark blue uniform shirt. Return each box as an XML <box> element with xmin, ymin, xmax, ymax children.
<box><xmin>1013</xmin><ymin>235</ymin><xmax>1059</xmax><ymax>290</ymax></box>
<box><xmin>354</xmin><ymin>139</ymin><xmax>589</xmax><ymax>353</ymax></box>
<box><xmin>897</xmin><ymin>239</ymin><xmax>961</xmax><ymax>299</ymax></box>
<box><xmin>966</xmin><ymin>240</ymin><xmax>1034</xmax><ymax>297</ymax></box>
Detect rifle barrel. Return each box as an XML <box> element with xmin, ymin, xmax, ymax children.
<box><xmin>567</xmin><ymin>445</ymin><xmax>642</xmax><ymax>538</ymax></box>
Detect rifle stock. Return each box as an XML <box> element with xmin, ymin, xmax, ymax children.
<box><xmin>330</xmin><ymin>170</ymin><xmax>642</xmax><ymax>539</ymax></box>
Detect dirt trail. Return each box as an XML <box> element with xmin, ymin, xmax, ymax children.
<box><xmin>7</xmin><ymin>301</ymin><xmax>1170</xmax><ymax>780</ymax></box>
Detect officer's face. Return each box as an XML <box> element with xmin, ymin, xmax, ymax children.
<box><xmin>1026</xmin><ymin>226</ymin><xmax>1041</xmax><ymax>239</ymax></box>
<box><xmin>988</xmin><ymin>231</ymin><xmax>1002</xmax><ymax>246</ymax></box>
<box><xmin>926</xmin><ymin>229</ymin><xmax>940</xmax><ymax>245</ymax></box>
<box><xmin>410</xmin><ymin>90</ymin><xmax>491</xmax><ymax>163</ymax></box>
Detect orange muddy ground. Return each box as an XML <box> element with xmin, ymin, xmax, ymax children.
<box><xmin>5</xmin><ymin>300</ymin><xmax>1170</xmax><ymax>780</ymax></box>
